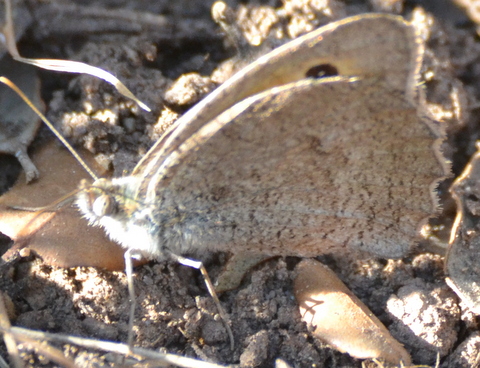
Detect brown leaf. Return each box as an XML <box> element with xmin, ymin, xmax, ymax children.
<box><xmin>0</xmin><ymin>56</ymin><xmax>42</xmax><ymax>182</ymax></box>
<box><xmin>0</xmin><ymin>141</ymin><xmax>128</xmax><ymax>270</ymax></box>
<box><xmin>447</xmin><ymin>148</ymin><xmax>480</xmax><ymax>313</ymax></box>
<box><xmin>294</xmin><ymin>259</ymin><xmax>411</xmax><ymax>366</ymax></box>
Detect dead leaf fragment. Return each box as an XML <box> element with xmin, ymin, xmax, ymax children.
<box><xmin>0</xmin><ymin>141</ymin><xmax>127</xmax><ymax>270</ymax></box>
<box><xmin>446</xmin><ymin>148</ymin><xmax>480</xmax><ymax>313</ymax></box>
<box><xmin>294</xmin><ymin>259</ymin><xmax>411</xmax><ymax>366</ymax></box>
<box><xmin>0</xmin><ymin>55</ymin><xmax>42</xmax><ymax>182</ymax></box>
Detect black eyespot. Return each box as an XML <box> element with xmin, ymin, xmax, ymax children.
<box><xmin>306</xmin><ymin>64</ymin><xmax>339</xmax><ymax>79</ymax></box>
<box><xmin>467</xmin><ymin>194</ymin><xmax>479</xmax><ymax>202</ymax></box>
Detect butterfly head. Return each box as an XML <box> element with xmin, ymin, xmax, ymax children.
<box><xmin>76</xmin><ymin>177</ymin><xmax>148</xmax><ymax>223</ymax></box>
<box><xmin>74</xmin><ymin>177</ymin><xmax>165</xmax><ymax>259</ymax></box>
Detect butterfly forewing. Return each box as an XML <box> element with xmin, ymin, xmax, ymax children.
<box><xmin>131</xmin><ymin>14</ymin><xmax>421</xmax><ymax>187</ymax></box>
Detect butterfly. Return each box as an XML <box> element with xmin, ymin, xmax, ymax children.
<box><xmin>0</xmin><ymin>10</ymin><xmax>448</xmax><ymax>361</ymax></box>
<box><xmin>74</xmin><ymin>13</ymin><xmax>447</xmax><ymax>271</ymax></box>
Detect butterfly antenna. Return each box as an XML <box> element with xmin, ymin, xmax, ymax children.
<box><xmin>0</xmin><ymin>77</ymin><xmax>99</xmax><ymax>182</ymax></box>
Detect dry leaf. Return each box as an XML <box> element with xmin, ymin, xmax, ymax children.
<box><xmin>0</xmin><ymin>55</ymin><xmax>42</xmax><ymax>182</ymax></box>
<box><xmin>0</xmin><ymin>141</ymin><xmax>128</xmax><ymax>270</ymax></box>
<box><xmin>447</xmin><ymin>147</ymin><xmax>480</xmax><ymax>313</ymax></box>
<box><xmin>294</xmin><ymin>259</ymin><xmax>411</xmax><ymax>366</ymax></box>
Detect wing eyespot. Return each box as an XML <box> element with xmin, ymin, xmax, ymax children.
<box><xmin>305</xmin><ymin>64</ymin><xmax>339</xmax><ymax>79</ymax></box>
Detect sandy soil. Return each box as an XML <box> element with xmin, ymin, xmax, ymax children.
<box><xmin>1</xmin><ymin>0</ymin><xmax>480</xmax><ymax>367</ymax></box>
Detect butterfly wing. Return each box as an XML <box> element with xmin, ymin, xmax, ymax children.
<box><xmin>148</xmin><ymin>75</ymin><xmax>447</xmax><ymax>259</ymax></box>
<box><xmin>132</xmin><ymin>14</ymin><xmax>422</xmax><ymax>182</ymax></box>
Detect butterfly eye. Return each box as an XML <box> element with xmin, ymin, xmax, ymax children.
<box><xmin>92</xmin><ymin>194</ymin><xmax>116</xmax><ymax>217</ymax></box>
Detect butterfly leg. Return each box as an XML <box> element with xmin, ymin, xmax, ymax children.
<box><xmin>124</xmin><ymin>248</ymin><xmax>138</xmax><ymax>351</ymax></box>
<box><xmin>167</xmin><ymin>252</ymin><xmax>235</xmax><ymax>350</ymax></box>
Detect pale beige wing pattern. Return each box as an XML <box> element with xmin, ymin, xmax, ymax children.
<box><xmin>132</xmin><ymin>14</ymin><xmax>422</xmax><ymax>185</ymax></box>
<box><xmin>149</xmin><ymin>76</ymin><xmax>446</xmax><ymax>260</ymax></box>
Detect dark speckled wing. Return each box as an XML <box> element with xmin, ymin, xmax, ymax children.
<box><xmin>128</xmin><ymin>14</ymin><xmax>448</xmax><ymax>260</ymax></box>
<box><xmin>146</xmin><ymin>76</ymin><xmax>446</xmax><ymax>259</ymax></box>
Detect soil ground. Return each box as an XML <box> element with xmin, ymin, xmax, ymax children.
<box><xmin>1</xmin><ymin>0</ymin><xmax>480</xmax><ymax>367</ymax></box>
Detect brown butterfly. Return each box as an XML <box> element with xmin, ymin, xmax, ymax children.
<box><xmin>0</xmin><ymin>12</ymin><xmax>448</xmax><ymax>359</ymax></box>
<box><xmin>75</xmin><ymin>14</ymin><xmax>447</xmax><ymax>269</ymax></box>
